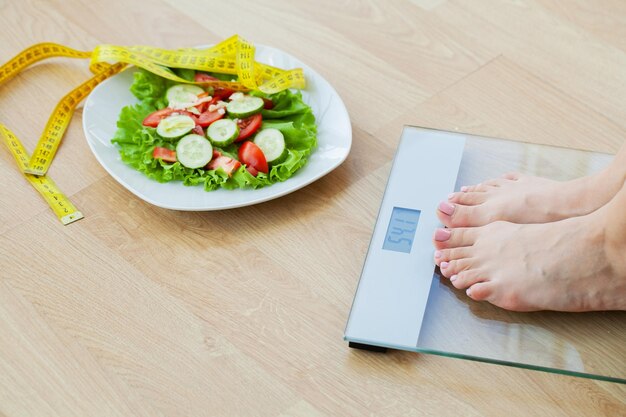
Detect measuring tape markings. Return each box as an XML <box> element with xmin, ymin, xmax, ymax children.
<box><xmin>0</xmin><ymin>43</ymin><xmax>92</xmax><ymax>86</ymax></box>
<box><xmin>130</xmin><ymin>48</ymin><xmax>240</xmax><ymax>74</ymax></box>
<box><xmin>127</xmin><ymin>41</ymin><xmax>301</xmax><ymax>89</ymax></box>
<box><xmin>257</xmin><ymin>68</ymin><xmax>306</xmax><ymax>94</ymax></box>
<box><xmin>24</xmin><ymin>62</ymin><xmax>127</xmax><ymax>176</ymax></box>
<box><xmin>128</xmin><ymin>38</ymin><xmax>238</xmax><ymax>69</ymax></box>
<box><xmin>236</xmin><ymin>37</ymin><xmax>257</xmax><ymax>90</ymax></box>
<box><xmin>91</xmin><ymin>43</ymin><xmax>307</xmax><ymax>93</ymax></box>
<box><xmin>91</xmin><ymin>45</ymin><xmax>252</xmax><ymax>91</ymax></box>
<box><xmin>0</xmin><ymin>123</ymin><xmax>83</xmax><ymax>225</ymax></box>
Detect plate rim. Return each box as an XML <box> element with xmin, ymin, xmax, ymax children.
<box><xmin>82</xmin><ymin>44</ymin><xmax>352</xmax><ymax>211</ymax></box>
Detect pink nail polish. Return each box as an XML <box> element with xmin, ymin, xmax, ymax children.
<box><xmin>450</xmin><ymin>275</ymin><xmax>457</xmax><ymax>282</ymax></box>
<box><xmin>438</xmin><ymin>201</ymin><xmax>455</xmax><ymax>216</ymax></box>
<box><xmin>466</xmin><ymin>288</ymin><xmax>472</xmax><ymax>297</ymax></box>
<box><xmin>434</xmin><ymin>250</ymin><xmax>442</xmax><ymax>259</ymax></box>
<box><xmin>434</xmin><ymin>228</ymin><xmax>451</xmax><ymax>241</ymax></box>
<box><xmin>448</xmin><ymin>193</ymin><xmax>455</xmax><ymax>200</ymax></box>
<box><xmin>440</xmin><ymin>261</ymin><xmax>449</xmax><ymax>269</ymax></box>
<box><xmin>461</xmin><ymin>186</ymin><xmax>468</xmax><ymax>192</ymax></box>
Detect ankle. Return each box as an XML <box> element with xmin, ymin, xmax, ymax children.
<box><xmin>566</xmin><ymin>170</ymin><xmax>617</xmax><ymax>215</ymax></box>
<box><xmin>593</xmin><ymin>164</ymin><xmax>626</xmax><ymax>200</ymax></box>
<box><xmin>604</xmin><ymin>217</ymin><xmax>626</xmax><ymax>277</ymax></box>
<box><xmin>594</xmin><ymin>208</ymin><xmax>626</xmax><ymax>310</ymax></box>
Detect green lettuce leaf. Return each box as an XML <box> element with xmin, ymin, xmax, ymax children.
<box><xmin>172</xmin><ymin>67</ymin><xmax>196</xmax><ymax>82</ymax></box>
<box><xmin>129</xmin><ymin>70</ymin><xmax>168</xmax><ymax>109</ymax></box>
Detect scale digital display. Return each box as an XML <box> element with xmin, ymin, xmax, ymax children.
<box><xmin>382</xmin><ymin>207</ymin><xmax>421</xmax><ymax>254</ymax></box>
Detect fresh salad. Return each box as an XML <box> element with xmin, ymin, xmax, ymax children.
<box><xmin>112</xmin><ymin>68</ymin><xmax>317</xmax><ymax>190</ymax></box>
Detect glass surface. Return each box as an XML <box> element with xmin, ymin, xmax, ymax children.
<box><xmin>383</xmin><ymin>207</ymin><xmax>421</xmax><ymax>254</ymax></box>
<box><xmin>414</xmin><ymin>131</ymin><xmax>625</xmax><ymax>383</ymax></box>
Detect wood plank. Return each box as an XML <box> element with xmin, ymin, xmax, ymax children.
<box><xmin>0</xmin><ymin>281</ymin><xmax>142</xmax><ymax>417</ymax></box>
<box><xmin>538</xmin><ymin>0</ymin><xmax>626</xmax><ymax>53</ymax></box>
<box><xmin>387</xmin><ymin>55</ymin><xmax>626</xmax><ymax>153</ymax></box>
<box><xmin>0</xmin><ymin>217</ymin><xmax>303</xmax><ymax>417</ymax></box>
<box><xmin>435</xmin><ymin>0</ymin><xmax>626</xmax><ymax>131</ymax></box>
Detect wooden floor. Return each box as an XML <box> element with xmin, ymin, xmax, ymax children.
<box><xmin>1</xmin><ymin>0</ymin><xmax>626</xmax><ymax>415</ymax></box>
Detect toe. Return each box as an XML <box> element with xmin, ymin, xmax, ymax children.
<box><xmin>501</xmin><ymin>172</ymin><xmax>521</xmax><ymax>180</ymax></box>
<box><xmin>433</xmin><ymin>226</ymin><xmax>478</xmax><ymax>250</ymax></box>
<box><xmin>460</xmin><ymin>183</ymin><xmax>485</xmax><ymax>193</ymax></box>
<box><xmin>433</xmin><ymin>227</ymin><xmax>452</xmax><ymax>246</ymax></box>
<box><xmin>472</xmin><ymin>183</ymin><xmax>495</xmax><ymax>192</ymax></box>
<box><xmin>466</xmin><ymin>282</ymin><xmax>493</xmax><ymax>301</ymax></box>
<box><xmin>448</xmin><ymin>191</ymin><xmax>487</xmax><ymax>206</ymax></box>
<box><xmin>483</xmin><ymin>178</ymin><xmax>512</xmax><ymax>187</ymax></box>
<box><xmin>437</xmin><ymin>201</ymin><xmax>456</xmax><ymax>217</ymax></box>
<box><xmin>439</xmin><ymin>258</ymin><xmax>473</xmax><ymax>278</ymax></box>
<box><xmin>450</xmin><ymin>268</ymin><xmax>484</xmax><ymax>289</ymax></box>
<box><xmin>434</xmin><ymin>247</ymin><xmax>472</xmax><ymax>266</ymax></box>
<box><xmin>437</xmin><ymin>203</ymin><xmax>493</xmax><ymax>228</ymax></box>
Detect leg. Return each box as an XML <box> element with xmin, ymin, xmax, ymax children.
<box><xmin>432</xmin><ymin>180</ymin><xmax>626</xmax><ymax>312</ymax></box>
<box><xmin>437</xmin><ymin>142</ymin><xmax>626</xmax><ymax>227</ymax></box>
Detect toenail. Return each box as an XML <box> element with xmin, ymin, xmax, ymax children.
<box><xmin>434</xmin><ymin>228</ymin><xmax>451</xmax><ymax>241</ymax></box>
<box><xmin>450</xmin><ymin>274</ymin><xmax>457</xmax><ymax>282</ymax></box>
<box><xmin>438</xmin><ymin>201</ymin><xmax>455</xmax><ymax>216</ymax></box>
<box><xmin>447</xmin><ymin>192</ymin><xmax>455</xmax><ymax>200</ymax></box>
<box><xmin>434</xmin><ymin>250</ymin><xmax>442</xmax><ymax>259</ymax></box>
<box><xmin>461</xmin><ymin>186</ymin><xmax>469</xmax><ymax>192</ymax></box>
<box><xmin>440</xmin><ymin>261</ymin><xmax>449</xmax><ymax>269</ymax></box>
<box><xmin>466</xmin><ymin>288</ymin><xmax>472</xmax><ymax>297</ymax></box>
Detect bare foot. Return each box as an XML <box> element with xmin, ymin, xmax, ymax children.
<box><xmin>431</xmin><ymin>185</ymin><xmax>626</xmax><ymax>312</ymax></box>
<box><xmin>437</xmin><ymin>170</ymin><xmax>622</xmax><ymax>228</ymax></box>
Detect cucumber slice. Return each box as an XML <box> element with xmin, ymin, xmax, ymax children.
<box><xmin>166</xmin><ymin>84</ymin><xmax>205</xmax><ymax>107</ymax></box>
<box><xmin>175</xmin><ymin>134</ymin><xmax>213</xmax><ymax>169</ymax></box>
<box><xmin>226</xmin><ymin>95</ymin><xmax>264</xmax><ymax>118</ymax></box>
<box><xmin>207</xmin><ymin>119</ymin><xmax>239</xmax><ymax>147</ymax></box>
<box><xmin>254</xmin><ymin>128</ymin><xmax>287</xmax><ymax>164</ymax></box>
<box><xmin>156</xmin><ymin>115</ymin><xmax>196</xmax><ymax>139</ymax></box>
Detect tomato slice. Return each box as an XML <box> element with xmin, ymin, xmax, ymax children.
<box><xmin>191</xmin><ymin>125</ymin><xmax>205</xmax><ymax>136</ymax></box>
<box><xmin>211</xmin><ymin>87</ymin><xmax>234</xmax><ymax>103</ymax></box>
<box><xmin>143</xmin><ymin>108</ymin><xmax>176</xmax><ymax>127</ymax></box>
<box><xmin>195</xmin><ymin>92</ymin><xmax>210</xmax><ymax>113</ymax></box>
<box><xmin>197</xmin><ymin>103</ymin><xmax>208</xmax><ymax>113</ymax></box>
<box><xmin>206</xmin><ymin>151</ymin><xmax>242</xmax><ymax>176</ymax></box>
<box><xmin>197</xmin><ymin>110</ymin><xmax>224</xmax><ymax>127</ymax></box>
<box><xmin>238</xmin><ymin>141</ymin><xmax>268</xmax><ymax>175</ymax></box>
<box><xmin>235</xmin><ymin>114</ymin><xmax>262</xmax><ymax>142</ymax></box>
<box><xmin>262</xmin><ymin>98</ymin><xmax>274</xmax><ymax>110</ymax></box>
<box><xmin>143</xmin><ymin>108</ymin><xmax>200</xmax><ymax>127</ymax></box>
<box><xmin>152</xmin><ymin>147</ymin><xmax>177</xmax><ymax>163</ymax></box>
<box><xmin>194</xmin><ymin>73</ymin><xmax>219</xmax><ymax>83</ymax></box>
<box><xmin>246</xmin><ymin>166</ymin><xmax>258</xmax><ymax>177</ymax></box>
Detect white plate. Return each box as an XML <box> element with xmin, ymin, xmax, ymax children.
<box><xmin>82</xmin><ymin>45</ymin><xmax>352</xmax><ymax>210</ymax></box>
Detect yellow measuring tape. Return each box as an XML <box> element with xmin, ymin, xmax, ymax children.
<box><xmin>0</xmin><ymin>123</ymin><xmax>84</xmax><ymax>225</ymax></box>
<box><xmin>0</xmin><ymin>35</ymin><xmax>306</xmax><ymax>225</ymax></box>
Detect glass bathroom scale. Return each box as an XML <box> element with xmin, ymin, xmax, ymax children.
<box><xmin>344</xmin><ymin>125</ymin><xmax>626</xmax><ymax>384</ymax></box>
